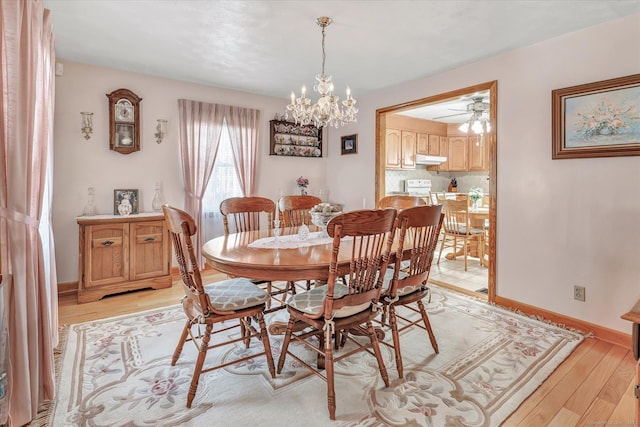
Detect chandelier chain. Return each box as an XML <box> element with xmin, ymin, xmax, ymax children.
<box><xmin>321</xmin><ymin>24</ymin><xmax>326</xmax><ymax>76</ymax></box>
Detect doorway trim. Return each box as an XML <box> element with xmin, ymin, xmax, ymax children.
<box><xmin>375</xmin><ymin>80</ymin><xmax>497</xmax><ymax>302</ymax></box>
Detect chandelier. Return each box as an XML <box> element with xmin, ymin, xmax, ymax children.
<box><xmin>285</xmin><ymin>17</ymin><xmax>358</xmax><ymax>128</ymax></box>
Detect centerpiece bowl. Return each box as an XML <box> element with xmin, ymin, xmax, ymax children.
<box><xmin>309</xmin><ymin>203</ymin><xmax>342</xmax><ymax>238</ymax></box>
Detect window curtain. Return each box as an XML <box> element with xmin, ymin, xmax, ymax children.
<box><xmin>201</xmin><ymin>128</ymin><xmax>243</xmax><ymax>244</ymax></box>
<box><xmin>225</xmin><ymin>106</ymin><xmax>260</xmax><ymax>196</ymax></box>
<box><xmin>0</xmin><ymin>1</ymin><xmax>57</xmax><ymax>425</ymax></box>
<box><xmin>177</xmin><ymin>100</ymin><xmax>225</xmax><ymax>265</ymax></box>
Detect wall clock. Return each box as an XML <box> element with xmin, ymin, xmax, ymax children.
<box><xmin>106</xmin><ymin>88</ymin><xmax>142</xmax><ymax>154</ymax></box>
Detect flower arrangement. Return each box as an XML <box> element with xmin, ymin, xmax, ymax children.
<box><xmin>296</xmin><ymin>176</ymin><xmax>309</xmax><ymax>194</ymax></box>
<box><xmin>296</xmin><ymin>176</ymin><xmax>309</xmax><ymax>188</ymax></box>
<box><xmin>468</xmin><ymin>187</ymin><xmax>483</xmax><ymax>205</ymax></box>
<box><xmin>574</xmin><ymin>100</ymin><xmax>635</xmax><ymax>140</ymax></box>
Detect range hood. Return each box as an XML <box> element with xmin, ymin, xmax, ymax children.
<box><xmin>415</xmin><ymin>154</ymin><xmax>447</xmax><ymax>165</ymax></box>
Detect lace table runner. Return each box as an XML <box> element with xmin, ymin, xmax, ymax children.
<box><xmin>248</xmin><ymin>231</ymin><xmax>332</xmax><ymax>249</ymax></box>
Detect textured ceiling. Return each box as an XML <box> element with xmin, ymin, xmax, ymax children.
<box><xmin>45</xmin><ymin>0</ymin><xmax>640</xmax><ymax>108</ymax></box>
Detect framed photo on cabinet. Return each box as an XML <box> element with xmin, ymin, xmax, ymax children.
<box><xmin>113</xmin><ymin>189</ymin><xmax>139</xmax><ymax>216</ymax></box>
<box><xmin>107</xmin><ymin>88</ymin><xmax>142</xmax><ymax>154</ymax></box>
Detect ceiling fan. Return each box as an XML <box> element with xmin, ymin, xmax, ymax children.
<box><xmin>433</xmin><ymin>97</ymin><xmax>490</xmax><ymax>120</ymax></box>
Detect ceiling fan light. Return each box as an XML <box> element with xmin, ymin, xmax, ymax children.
<box><xmin>471</xmin><ymin>120</ymin><xmax>483</xmax><ymax>134</ymax></box>
<box><xmin>459</xmin><ymin>122</ymin><xmax>470</xmax><ymax>133</ymax></box>
<box><xmin>485</xmin><ymin>121</ymin><xmax>491</xmax><ymax>132</ymax></box>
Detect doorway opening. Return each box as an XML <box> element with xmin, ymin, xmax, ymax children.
<box><xmin>375</xmin><ymin>81</ymin><xmax>497</xmax><ymax>301</ymax></box>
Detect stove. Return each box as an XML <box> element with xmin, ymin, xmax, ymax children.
<box><xmin>405</xmin><ymin>179</ymin><xmax>432</xmax><ymax>196</ymax></box>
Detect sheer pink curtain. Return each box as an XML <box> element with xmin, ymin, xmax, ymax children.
<box><xmin>177</xmin><ymin>99</ymin><xmax>225</xmax><ymax>265</ymax></box>
<box><xmin>225</xmin><ymin>106</ymin><xmax>259</xmax><ymax>196</ymax></box>
<box><xmin>0</xmin><ymin>1</ymin><xmax>57</xmax><ymax>425</ymax></box>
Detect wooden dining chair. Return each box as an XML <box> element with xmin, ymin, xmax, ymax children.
<box><xmin>276</xmin><ymin>208</ymin><xmax>397</xmax><ymax>420</ymax></box>
<box><xmin>436</xmin><ymin>198</ymin><xmax>484</xmax><ymax>270</ymax></box>
<box><xmin>378</xmin><ymin>205</ymin><xmax>443</xmax><ymax>378</ymax></box>
<box><xmin>277</xmin><ymin>194</ymin><xmax>322</xmax><ymax>227</ymax></box>
<box><xmin>162</xmin><ymin>205</ymin><xmax>275</xmax><ymax>407</ymax></box>
<box><xmin>277</xmin><ymin>194</ymin><xmax>322</xmax><ymax>292</ymax></box>
<box><xmin>220</xmin><ymin>196</ymin><xmax>291</xmax><ymax>310</ymax></box>
<box><xmin>377</xmin><ymin>195</ymin><xmax>427</xmax><ymax>210</ymax></box>
<box><xmin>220</xmin><ymin>196</ymin><xmax>275</xmax><ymax>234</ymax></box>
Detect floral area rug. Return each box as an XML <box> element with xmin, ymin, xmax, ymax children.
<box><xmin>40</xmin><ymin>287</ymin><xmax>582</xmax><ymax>426</ymax></box>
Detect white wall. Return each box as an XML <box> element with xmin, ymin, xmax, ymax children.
<box><xmin>53</xmin><ymin>61</ymin><xmax>327</xmax><ymax>282</ymax></box>
<box><xmin>327</xmin><ymin>14</ymin><xmax>640</xmax><ymax>333</ymax></box>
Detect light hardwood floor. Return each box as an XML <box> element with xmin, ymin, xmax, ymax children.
<box><xmin>58</xmin><ymin>271</ymin><xmax>636</xmax><ymax>426</ymax></box>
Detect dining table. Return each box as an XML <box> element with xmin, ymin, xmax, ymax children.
<box><xmin>201</xmin><ymin>225</ymin><xmax>405</xmax><ymax>335</ymax></box>
<box><xmin>202</xmin><ymin>226</ymin><xmax>351</xmax><ymax>283</ymax></box>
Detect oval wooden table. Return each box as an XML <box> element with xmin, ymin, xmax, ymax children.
<box><xmin>202</xmin><ymin>227</ymin><xmax>355</xmax><ymax>283</ymax></box>
<box><xmin>202</xmin><ymin>227</ymin><xmax>390</xmax><ymax>337</ymax></box>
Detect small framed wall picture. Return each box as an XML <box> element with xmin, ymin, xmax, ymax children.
<box><xmin>341</xmin><ymin>134</ymin><xmax>357</xmax><ymax>155</ymax></box>
<box><xmin>113</xmin><ymin>189</ymin><xmax>139</xmax><ymax>216</ymax></box>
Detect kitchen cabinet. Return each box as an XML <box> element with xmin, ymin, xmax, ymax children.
<box><xmin>468</xmin><ymin>135</ymin><xmax>489</xmax><ymax>171</ymax></box>
<box><xmin>77</xmin><ymin>213</ymin><xmax>171</xmax><ymax>303</ymax></box>
<box><xmin>385</xmin><ymin>128</ymin><xmax>415</xmax><ymax>169</ymax></box>
<box><xmin>447</xmin><ymin>136</ymin><xmax>468</xmax><ymax>171</ymax></box>
<box><xmin>401</xmin><ymin>131</ymin><xmax>416</xmax><ymax>168</ymax></box>
<box><xmin>428</xmin><ymin>134</ymin><xmax>441</xmax><ymax>155</ymax></box>
<box><xmin>416</xmin><ymin>133</ymin><xmax>429</xmax><ymax>155</ymax></box>
<box><xmin>437</xmin><ymin>136</ymin><xmax>449</xmax><ymax>171</ymax></box>
<box><xmin>385</xmin><ymin>128</ymin><xmax>402</xmax><ymax>168</ymax></box>
<box><xmin>417</xmin><ymin>133</ymin><xmax>442</xmax><ymax>156</ymax></box>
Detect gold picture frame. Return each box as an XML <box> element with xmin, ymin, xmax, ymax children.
<box><xmin>552</xmin><ymin>74</ymin><xmax>640</xmax><ymax>159</ymax></box>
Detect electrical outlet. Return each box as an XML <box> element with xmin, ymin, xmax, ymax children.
<box><xmin>574</xmin><ymin>285</ymin><xmax>586</xmax><ymax>302</ymax></box>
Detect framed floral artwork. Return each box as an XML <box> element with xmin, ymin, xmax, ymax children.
<box><xmin>552</xmin><ymin>74</ymin><xmax>640</xmax><ymax>159</ymax></box>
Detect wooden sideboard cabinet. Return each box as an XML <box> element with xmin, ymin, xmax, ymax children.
<box><xmin>622</xmin><ymin>301</ymin><xmax>640</xmax><ymax>423</ymax></box>
<box><xmin>77</xmin><ymin>213</ymin><xmax>171</xmax><ymax>303</ymax></box>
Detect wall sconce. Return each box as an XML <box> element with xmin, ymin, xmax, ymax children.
<box><xmin>81</xmin><ymin>112</ymin><xmax>93</xmax><ymax>140</ymax></box>
<box><xmin>154</xmin><ymin>119</ymin><xmax>167</xmax><ymax>144</ymax></box>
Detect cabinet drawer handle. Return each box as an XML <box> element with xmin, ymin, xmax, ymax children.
<box><xmin>144</xmin><ymin>237</ymin><xmax>155</xmax><ymax>242</ymax></box>
<box><xmin>101</xmin><ymin>240</ymin><xmax>114</xmax><ymax>246</ymax></box>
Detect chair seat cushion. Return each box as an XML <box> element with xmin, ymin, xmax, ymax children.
<box><xmin>204</xmin><ymin>277</ymin><xmax>269</xmax><ymax>311</ymax></box>
<box><xmin>449</xmin><ymin>226</ymin><xmax>484</xmax><ymax>235</ymax></box>
<box><xmin>287</xmin><ymin>283</ymin><xmax>370</xmax><ymax>318</ymax></box>
<box><xmin>381</xmin><ymin>268</ymin><xmax>422</xmax><ymax>297</ymax></box>
<box><xmin>389</xmin><ymin>259</ymin><xmax>411</xmax><ymax>270</ymax></box>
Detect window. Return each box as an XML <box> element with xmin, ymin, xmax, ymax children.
<box><xmin>201</xmin><ymin>123</ymin><xmax>242</xmax><ymax>242</ymax></box>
